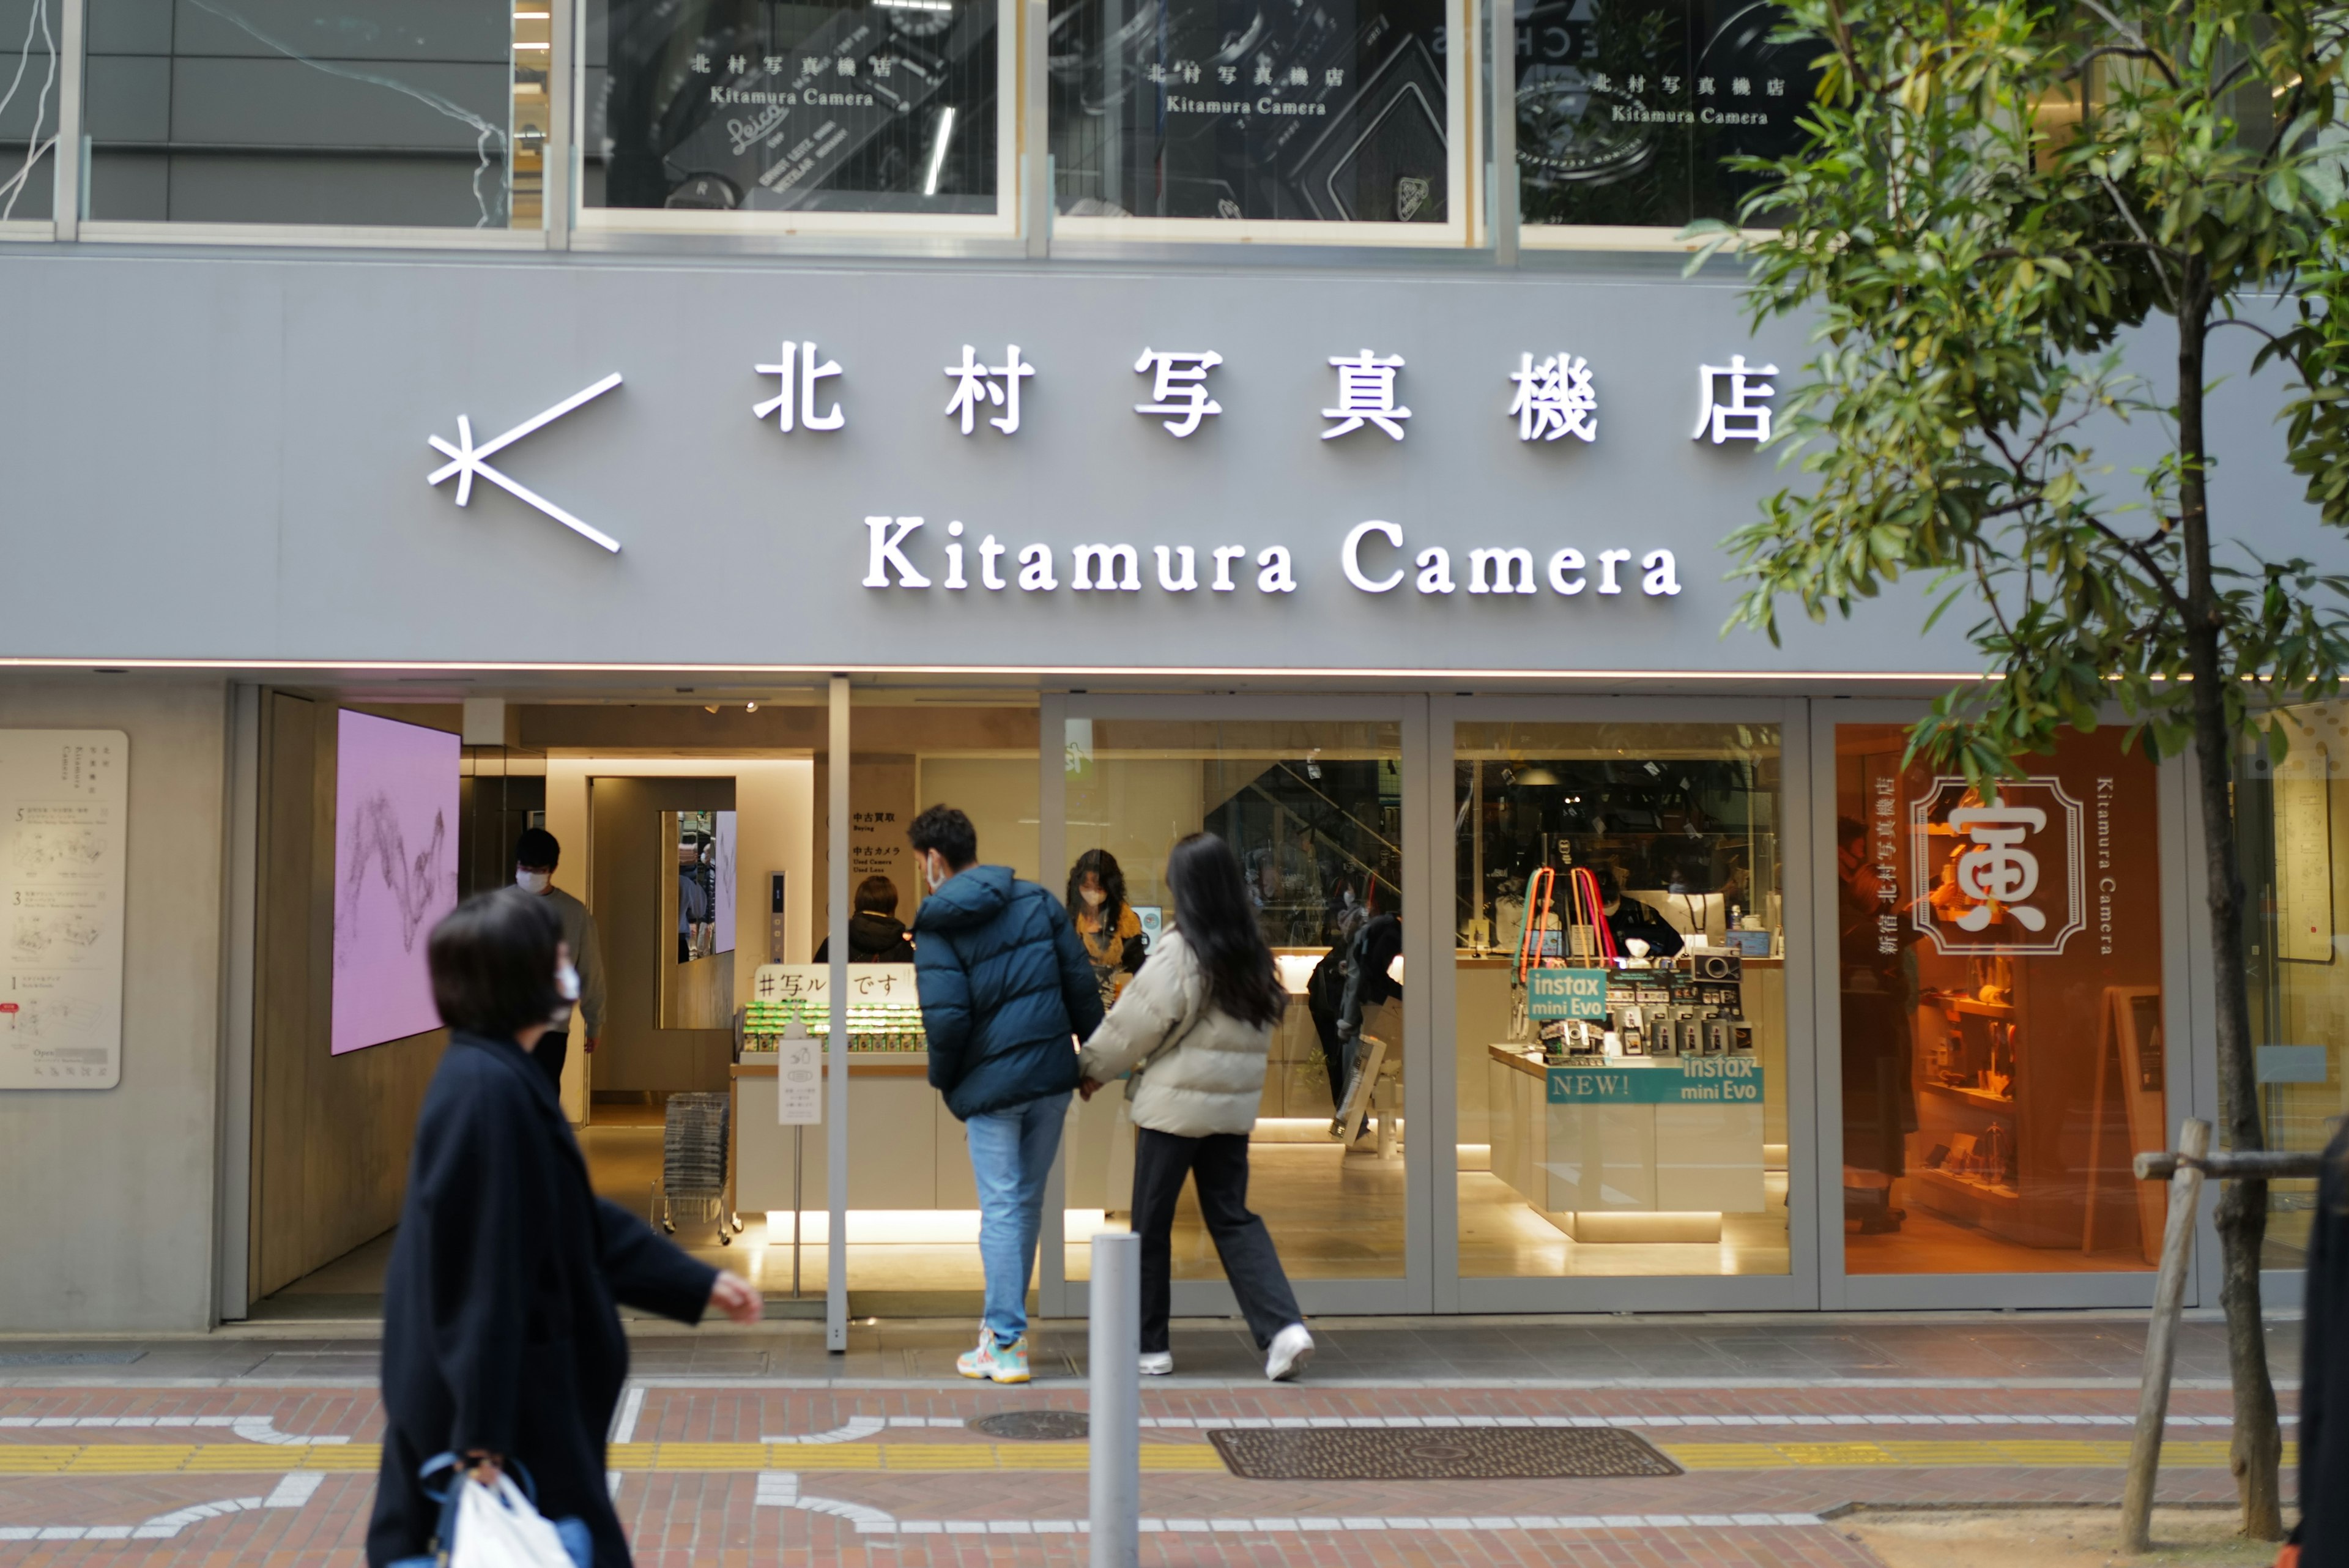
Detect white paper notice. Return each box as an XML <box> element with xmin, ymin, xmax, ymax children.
<box><xmin>776</xmin><ymin>1016</ymin><xmax>822</xmax><ymax>1126</ymax></box>
<box><xmin>0</xmin><ymin>731</ymin><xmax>128</xmax><ymax>1089</ymax></box>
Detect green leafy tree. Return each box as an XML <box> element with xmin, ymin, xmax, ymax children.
<box><xmin>1687</xmin><ymin>0</ymin><xmax>2349</xmax><ymax>1537</ymax></box>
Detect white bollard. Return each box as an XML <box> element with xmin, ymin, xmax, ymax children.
<box><xmin>1089</xmin><ymin>1229</ymin><xmax>1141</xmax><ymax>1568</ymax></box>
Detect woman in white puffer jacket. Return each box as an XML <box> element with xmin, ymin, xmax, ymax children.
<box><xmin>1078</xmin><ymin>833</ymin><xmax>1313</xmax><ymax>1383</ymax></box>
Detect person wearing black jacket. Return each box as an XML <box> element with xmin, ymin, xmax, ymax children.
<box><xmin>814</xmin><ymin>874</ymin><xmax>916</xmax><ymax>964</ymax></box>
<box><xmin>366</xmin><ymin>889</ymin><xmax>762</xmax><ymax>1568</ymax></box>
<box><xmin>2297</xmin><ymin>1122</ymin><xmax>2349</xmax><ymax>1566</ymax></box>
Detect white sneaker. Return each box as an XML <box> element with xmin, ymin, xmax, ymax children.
<box><xmin>1139</xmin><ymin>1351</ymin><xmax>1173</xmax><ymax>1377</ymax></box>
<box><xmin>1264</xmin><ymin>1323</ymin><xmax>1314</xmax><ymax>1382</ymax></box>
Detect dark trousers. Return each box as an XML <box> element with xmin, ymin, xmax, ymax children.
<box><xmin>1131</xmin><ymin>1128</ymin><xmax>1303</xmax><ymax>1354</ymax></box>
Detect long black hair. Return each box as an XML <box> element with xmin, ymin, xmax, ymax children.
<box><xmin>1166</xmin><ymin>833</ymin><xmax>1285</xmax><ymax>1029</ymax></box>
<box><xmin>1066</xmin><ymin>847</ymin><xmax>1128</xmax><ymax>930</ymax></box>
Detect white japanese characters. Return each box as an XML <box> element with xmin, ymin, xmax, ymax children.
<box><xmin>753</xmin><ymin>341</ymin><xmax>844</xmax><ymax>433</ymax></box>
<box><xmin>1508</xmin><ymin>352</ymin><xmax>1598</xmax><ymax>443</ymax></box>
<box><xmin>944</xmin><ymin>344</ymin><xmax>1034</xmax><ymax>436</ymax></box>
<box><xmin>1323</xmin><ymin>350</ymin><xmax>1411</xmax><ymax>440</ymax></box>
<box><xmin>1693</xmin><ymin>354</ymin><xmax>1779</xmax><ymax>444</ymax></box>
<box><xmin>1134</xmin><ymin>349</ymin><xmax>1223</xmax><ymax>437</ymax></box>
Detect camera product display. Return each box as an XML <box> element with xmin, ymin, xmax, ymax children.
<box><xmin>1691</xmin><ymin>950</ymin><xmax>1743</xmax><ymax>983</ymax></box>
<box><xmin>1045</xmin><ymin>0</ymin><xmax>1448</xmax><ymax>221</ymax></box>
<box><xmin>597</xmin><ymin>0</ymin><xmax>999</xmax><ymax>212</ymax></box>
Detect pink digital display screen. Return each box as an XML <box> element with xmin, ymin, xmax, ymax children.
<box><xmin>331</xmin><ymin>710</ymin><xmax>460</xmax><ymax>1055</ymax></box>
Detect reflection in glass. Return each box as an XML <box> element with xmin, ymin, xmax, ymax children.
<box><xmin>83</xmin><ymin>0</ymin><xmax>540</xmax><ymax>225</ymax></box>
<box><xmin>585</xmin><ymin>0</ymin><xmax>998</xmax><ymax>215</ymax></box>
<box><xmin>2240</xmin><ymin>704</ymin><xmax>2349</xmax><ymax>1269</ymax></box>
<box><xmin>1455</xmin><ymin>721</ymin><xmax>1789</xmax><ymax>1279</ymax></box>
<box><xmin>1838</xmin><ymin>724</ymin><xmax>2165</xmax><ymax>1274</ymax></box>
<box><xmin>1063</xmin><ymin>719</ymin><xmax>1406</xmax><ymax>1281</ymax></box>
<box><xmin>0</xmin><ymin>0</ymin><xmax>58</xmax><ymax>221</ymax></box>
<box><xmin>661</xmin><ymin>808</ymin><xmax>735</xmax><ymax>1028</ymax></box>
<box><xmin>1510</xmin><ymin>0</ymin><xmax>1816</xmax><ymax>230</ymax></box>
<box><xmin>1048</xmin><ymin>0</ymin><xmax>1449</xmax><ymax>221</ymax></box>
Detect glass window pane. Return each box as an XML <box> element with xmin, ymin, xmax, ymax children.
<box><xmin>83</xmin><ymin>0</ymin><xmax>542</xmax><ymax>226</ymax></box>
<box><xmin>1511</xmin><ymin>0</ymin><xmax>1816</xmax><ymax>232</ymax></box>
<box><xmin>0</xmin><ymin>0</ymin><xmax>60</xmax><ymax>222</ymax></box>
<box><xmin>2241</xmin><ymin>704</ymin><xmax>2347</xmax><ymax>1270</ymax></box>
<box><xmin>1064</xmin><ymin>718</ymin><xmax>1407</xmax><ymax>1282</ymax></box>
<box><xmin>1455</xmin><ymin>719</ymin><xmax>1789</xmax><ymax>1278</ymax></box>
<box><xmin>1049</xmin><ymin>0</ymin><xmax>1450</xmax><ymax>223</ymax></box>
<box><xmin>1836</xmin><ymin>723</ymin><xmax>2166</xmax><ymax>1274</ymax></box>
<box><xmin>583</xmin><ymin>0</ymin><xmax>1000</xmax><ymax>218</ymax></box>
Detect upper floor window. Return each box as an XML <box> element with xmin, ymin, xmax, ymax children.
<box><xmin>579</xmin><ymin>0</ymin><xmax>1009</xmax><ymax>231</ymax></box>
<box><xmin>80</xmin><ymin>0</ymin><xmax>547</xmax><ymax>228</ymax></box>
<box><xmin>1046</xmin><ymin>0</ymin><xmax>1459</xmax><ymax>236</ymax></box>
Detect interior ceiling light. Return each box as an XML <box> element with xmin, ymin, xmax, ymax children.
<box><xmin>1513</xmin><ymin>765</ymin><xmax>1560</xmax><ymax>787</ymax></box>
<box><xmin>746</xmin><ymin>701</ymin><xmax>759</xmax><ymax>713</ymax></box>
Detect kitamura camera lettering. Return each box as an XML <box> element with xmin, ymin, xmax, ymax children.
<box><xmin>863</xmin><ymin>516</ymin><xmax>1677</xmax><ymax>604</ymax></box>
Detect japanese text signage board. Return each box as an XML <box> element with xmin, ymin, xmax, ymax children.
<box><xmin>776</xmin><ymin>1017</ymin><xmax>821</xmax><ymax>1126</ymax></box>
<box><xmin>0</xmin><ymin>732</ymin><xmax>128</xmax><ymax>1090</ymax></box>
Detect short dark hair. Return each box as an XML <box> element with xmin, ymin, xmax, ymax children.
<box><xmin>907</xmin><ymin>804</ymin><xmax>978</xmax><ymax>870</ymax></box>
<box><xmin>429</xmin><ymin>888</ymin><xmax>563</xmax><ymax>1040</ymax></box>
<box><xmin>853</xmin><ymin>874</ymin><xmax>900</xmax><ymax>915</ymax></box>
<box><xmin>515</xmin><ymin>827</ymin><xmax>561</xmax><ymax>869</ymax></box>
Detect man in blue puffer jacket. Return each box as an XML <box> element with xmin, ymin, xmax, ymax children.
<box><xmin>906</xmin><ymin>804</ymin><xmax>1105</xmax><ymax>1384</ymax></box>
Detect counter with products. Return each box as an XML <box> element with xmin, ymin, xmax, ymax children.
<box><xmin>1485</xmin><ymin>950</ymin><xmax>1771</xmax><ymax>1243</ymax></box>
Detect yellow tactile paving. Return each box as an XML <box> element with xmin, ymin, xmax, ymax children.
<box><xmin>1663</xmin><ymin>1440</ymin><xmax>2270</xmax><ymax>1471</ymax></box>
<box><xmin>0</xmin><ymin>1437</ymin><xmax>2279</xmax><ymax>1477</ymax></box>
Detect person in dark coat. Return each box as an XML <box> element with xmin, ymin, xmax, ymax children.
<box><xmin>907</xmin><ymin>804</ymin><xmax>1105</xmax><ymax>1384</ymax></box>
<box><xmin>366</xmin><ymin>888</ymin><xmax>762</xmax><ymax>1568</ymax></box>
<box><xmin>813</xmin><ymin>874</ymin><xmax>916</xmax><ymax>964</ymax></box>
<box><xmin>2297</xmin><ymin>1121</ymin><xmax>2349</xmax><ymax>1566</ymax></box>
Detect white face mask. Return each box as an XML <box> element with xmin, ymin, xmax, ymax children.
<box><xmin>1081</xmin><ymin>887</ymin><xmax>1107</xmax><ymax>908</ymax></box>
<box><xmin>516</xmin><ymin>869</ymin><xmax>552</xmax><ymax>895</ymax></box>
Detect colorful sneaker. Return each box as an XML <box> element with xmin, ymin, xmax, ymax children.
<box><xmin>957</xmin><ymin>1329</ymin><xmax>1031</xmax><ymax>1384</ymax></box>
<box><xmin>1139</xmin><ymin>1351</ymin><xmax>1174</xmax><ymax>1377</ymax></box>
<box><xmin>1264</xmin><ymin>1323</ymin><xmax>1314</xmax><ymax>1382</ymax></box>
<box><xmin>987</xmin><ymin>1336</ymin><xmax>1031</xmax><ymax>1384</ymax></box>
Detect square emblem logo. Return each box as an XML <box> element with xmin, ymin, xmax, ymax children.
<box><xmin>1909</xmin><ymin>776</ymin><xmax>2087</xmax><ymax>957</ymax></box>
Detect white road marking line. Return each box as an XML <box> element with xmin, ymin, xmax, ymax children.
<box><xmin>0</xmin><ymin>1415</ymin><xmax>349</xmax><ymax>1444</ymax></box>
<box><xmin>749</xmin><ymin>1470</ymin><xmax>1820</xmax><ymax>1536</ymax></box>
<box><xmin>0</xmin><ymin>1470</ymin><xmax>324</xmax><ymax>1542</ymax></box>
<box><xmin>610</xmin><ymin>1386</ymin><xmax>647</xmax><ymax>1444</ymax></box>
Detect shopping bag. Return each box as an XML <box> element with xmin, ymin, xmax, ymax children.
<box><xmin>387</xmin><ymin>1455</ymin><xmax>592</xmax><ymax>1568</ymax></box>
<box><xmin>449</xmin><ymin>1470</ymin><xmax>580</xmax><ymax>1568</ymax></box>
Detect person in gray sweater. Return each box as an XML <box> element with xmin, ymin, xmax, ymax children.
<box><xmin>1078</xmin><ymin>833</ymin><xmax>1313</xmax><ymax>1383</ymax></box>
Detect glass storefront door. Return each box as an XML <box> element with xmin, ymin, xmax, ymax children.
<box><xmin>1824</xmin><ymin>705</ymin><xmax>2181</xmax><ymax>1308</ymax></box>
<box><xmin>1050</xmin><ymin>697</ymin><xmax>1430</xmax><ymax>1315</ymax></box>
<box><xmin>1444</xmin><ymin>698</ymin><xmax>1815</xmax><ymax>1311</ymax></box>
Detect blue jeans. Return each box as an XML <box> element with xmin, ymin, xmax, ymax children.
<box><xmin>965</xmin><ymin>1091</ymin><xmax>1069</xmax><ymax>1346</ymax></box>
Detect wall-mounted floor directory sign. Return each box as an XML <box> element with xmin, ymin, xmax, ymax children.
<box><xmin>0</xmin><ymin>731</ymin><xmax>128</xmax><ymax>1089</ymax></box>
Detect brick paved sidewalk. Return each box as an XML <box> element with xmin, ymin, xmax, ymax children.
<box><xmin>0</xmin><ymin>1342</ymin><xmax>2292</xmax><ymax>1568</ymax></box>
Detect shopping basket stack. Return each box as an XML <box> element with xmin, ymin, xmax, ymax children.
<box><xmin>656</xmin><ymin>1091</ymin><xmax>735</xmax><ymax>1244</ymax></box>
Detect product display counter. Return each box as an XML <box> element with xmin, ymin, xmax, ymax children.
<box><xmin>1486</xmin><ymin>1046</ymin><xmax>1767</xmax><ymax>1241</ymax></box>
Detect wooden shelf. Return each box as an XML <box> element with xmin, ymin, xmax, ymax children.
<box><xmin>1923</xmin><ymin>1081</ymin><xmax>2017</xmax><ymax>1113</ymax></box>
<box><xmin>1925</xmin><ymin>991</ymin><xmax>2016</xmax><ymax>1020</ymax></box>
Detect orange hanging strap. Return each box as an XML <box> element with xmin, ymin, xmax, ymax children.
<box><xmin>1515</xmin><ymin>866</ymin><xmax>1556</xmax><ymax>984</ymax></box>
<box><xmin>1569</xmin><ymin>866</ymin><xmax>1619</xmax><ymax>963</ymax></box>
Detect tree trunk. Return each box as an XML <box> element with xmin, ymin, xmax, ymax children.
<box><xmin>2176</xmin><ymin>279</ymin><xmax>2286</xmax><ymax>1542</ymax></box>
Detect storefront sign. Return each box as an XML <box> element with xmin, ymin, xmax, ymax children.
<box><xmin>1909</xmin><ymin>776</ymin><xmax>2087</xmax><ymax>957</ymax></box>
<box><xmin>426</xmin><ymin>373</ymin><xmax>624</xmax><ymax>553</ymax></box>
<box><xmin>1527</xmin><ymin>968</ymin><xmax>1609</xmax><ymax>1020</ymax></box>
<box><xmin>776</xmin><ymin>1018</ymin><xmax>822</xmax><ymax>1126</ymax></box>
<box><xmin>1545</xmin><ymin>1056</ymin><xmax>1761</xmax><ymax>1103</ymax></box>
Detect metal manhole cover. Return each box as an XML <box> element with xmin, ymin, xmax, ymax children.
<box><xmin>968</xmin><ymin>1410</ymin><xmax>1091</xmax><ymax>1441</ymax></box>
<box><xmin>1208</xmin><ymin>1426</ymin><xmax>1680</xmax><ymax>1481</ymax></box>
